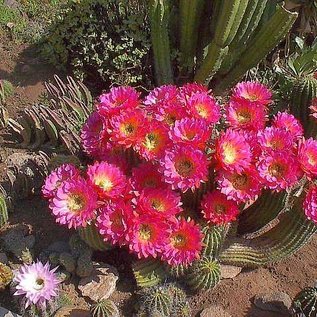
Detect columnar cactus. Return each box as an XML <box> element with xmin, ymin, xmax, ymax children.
<box><xmin>149</xmin><ymin>1</ymin><xmax>298</xmax><ymax>90</ymax></box>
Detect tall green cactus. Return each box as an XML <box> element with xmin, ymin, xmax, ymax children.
<box><xmin>149</xmin><ymin>0</ymin><xmax>174</xmax><ymax>85</ymax></box>
<box><xmin>149</xmin><ymin>1</ymin><xmax>298</xmax><ymax>92</ymax></box>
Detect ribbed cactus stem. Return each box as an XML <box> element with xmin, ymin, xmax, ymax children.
<box><xmin>194</xmin><ymin>0</ymin><xmax>248</xmax><ymax>83</ymax></box>
<box><xmin>132</xmin><ymin>258</ymin><xmax>167</xmax><ymax>288</ymax></box>
<box><xmin>185</xmin><ymin>256</ymin><xmax>221</xmax><ymax>292</ymax></box>
<box><xmin>237</xmin><ymin>190</ymin><xmax>286</xmax><ymax>236</ymax></box>
<box><xmin>214</xmin><ymin>5</ymin><xmax>298</xmax><ymax>92</ymax></box>
<box><xmin>179</xmin><ymin>0</ymin><xmax>205</xmax><ymax>75</ymax></box>
<box><xmin>149</xmin><ymin>0</ymin><xmax>174</xmax><ymax>85</ymax></box>
<box><xmin>292</xmin><ymin>286</ymin><xmax>317</xmax><ymax>317</ymax></box>
<box><xmin>219</xmin><ymin>199</ymin><xmax>317</xmax><ymax>267</ymax></box>
<box><xmin>201</xmin><ymin>224</ymin><xmax>227</xmax><ymax>258</ymax></box>
<box><xmin>78</xmin><ymin>223</ymin><xmax>112</xmax><ymax>251</ymax></box>
<box><xmin>90</xmin><ymin>299</ymin><xmax>119</xmax><ymax>317</ymax></box>
<box><xmin>290</xmin><ymin>77</ymin><xmax>317</xmax><ymax>138</ymax></box>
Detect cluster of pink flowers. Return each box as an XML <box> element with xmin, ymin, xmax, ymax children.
<box><xmin>43</xmin><ymin>81</ymin><xmax>317</xmax><ymax>266</ymax></box>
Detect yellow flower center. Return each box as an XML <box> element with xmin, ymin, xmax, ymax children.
<box><xmin>138</xmin><ymin>224</ymin><xmax>152</xmax><ymax>241</ymax></box>
<box><xmin>34</xmin><ymin>278</ymin><xmax>45</xmax><ymax>291</ymax></box>
<box><xmin>232</xmin><ymin>173</ymin><xmax>248</xmax><ymax>190</ymax></box>
<box><xmin>166</xmin><ymin>114</ymin><xmax>177</xmax><ymax>125</ymax></box>
<box><xmin>215</xmin><ymin>204</ymin><xmax>226</xmax><ymax>214</ymax></box>
<box><xmin>184</xmin><ymin>131</ymin><xmax>196</xmax><ymax>140</ymax></box>
<box><xmin>144</xmin><ymin>132</ymin><xmax>159</xmax><ymax>151</ymax></box>
<box><xmin>120</xmin><ymin>123</ymin><xmax>135</xmax><ymax>136</ymax></box>
<box><xmin>196</xmin><ymin>104</ymin><xmax>208</xmax><ymax>118</ymax></box>
<box><xmin>269</xmin><ymin>163</ymin><xmax>285</xmax><ymax>178</ymax></box>
<box><xmin>175</xmin><ymin>159</ymin><xmax>194</xmax><ymax>177</ymax></box>
<box><xmin>67</xmin><ymin>194</ymin><xmax>85</xmax><ymax>213</ymax></box>
<box><xmin>95</xmin><ymin>177</ymin><xmax>113</xmax><ymax>191</ymax></box>
<box><xmin>308</xmin><ymin>152</ymin><xmax>317</xmax><ymax>166</ymax></box>
<box><xmin>222</xmin><ymin>143</ymin><xmax>237</xmax><ymax>164</ymax></box>
<box><xmin>151</xmin><ymin>198</ymin><xmax>164</xmax><ymax>211</ymax></box>
<box><xmin>237</xmin><ymin>110</ymin><xmax>251</xmax><ymax>124</ymax></box>
<box><xmin>171</xmin><ymin>233</ymin><xmax>187</xmax><ymax>248</ymax></box>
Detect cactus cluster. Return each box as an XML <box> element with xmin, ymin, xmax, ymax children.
<box><xmin>150</xmin><ymin>1</ymin><xmax>298</xmax><ymax>90</ymax></box>
<box><xmin>136</xmin><ymin>283</ymin><xmax>190</xmax><ymax>317</ymax></box>
<box><xmin>90</xmin><ymin>299</ymin><xmax>119</xmax><ymax>317</ymax></box>
<box><xmin>292</xmin><ymin>285</ymin><xmax>317</xmax><ymax>317</ymax></box>
<box><xmin>1</xmin><ymin>224</ymin><xmax>35</xmax><ymax>264</ymax></box>
<box><xmin>0</xmin><ymin>151</ymin><xmax>50</xmax><ymax>214</ymax></box>
<box><xmin>7</xmin><ymin>75</ymin><xmax>93</xmax><ymax>155</ymax></box>
<box><xmin>43</xmin><ymin>234</ymin><xmax>94</xmax><ymax>278</ymax></box>
<box><xmin>0</xmin><ymin>262</ymin><xmax>13</xmax><ymax>291</ymax></box>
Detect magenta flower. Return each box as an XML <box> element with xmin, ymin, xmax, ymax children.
<box><xmin>14</xmin><ymin>261</ymin><xmax>60</xmax><ymax>308</ymax></box>
<box><xmin>161</xmin><ymin>218</ymin><xmax>203</xmax><ymax>266</ymax></box>
<box><xmin>42</xmin><ymin>164</ymin><xmax>80</xmax><ymax>199</ymax></box>
<box><xmin>298</xmin><ymin>138</ymin><xmax>317</xmax><ymax>178</ymax></box>
<box><xmin>160</xmin><ymin>145</ymin><xmax>209</xmax><ymax>192</ymax></box>
<box><xmin>50</xmin><ymin>177</ymin><xmax>97</xmax><ymax>229</ymax></box>
<box><xmin>303</xmin><ymin>184</ymin><xmax>317</xmax><ymax>224</ymax></box>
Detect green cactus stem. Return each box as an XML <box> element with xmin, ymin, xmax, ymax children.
<box><xmin>290</xmin><ymin>77</ymin><xmax>317</xmax><ymax>138</ymax></box>
<box><xmin>214</xmin><ymin>5</ymin><xmax>297</xmax><ymax>92</ymax></box>
<box><xmin>138</xmin><ymin>285</ymin><xmax>172</xmax><ymax>317</ymax></box>
<box><xmin>132</xmin><ymin>258</ymin><xmax>167</xmax><ymax>288</ymax></box>
<box><xmin>149</xmin><ymin>0</ymin><xmax>174</xmax><ymax>85</ymax></box>
<box><xmin>201</xmin><ymin>224</ymin><xmax>227</xmax><ymax>258</ymax></box>
<box><xmin>219</xmin><ymin>198</ymin><xmax>317</xmax><ymax>267</ymax></box>
<box><xmin>194</xmin><ymin>0</ymin><xmax>248</xmax><ymax>83</ymax></box>
<box><xmin>179</xmin><ymin>0</ymin><xmax>205</xmax><ymax>75</ymax></box>
<box><xmin>185</xmin><ymin>256</ymin><xmax>221</xmax><ymax>292</ymax></box>
<box><xmin>292</xmin><ymin>286</ymin><xmax>317</xmax><ymax>317</ymax></box>
<box><xmin>0</xmin><ymin>79</ymin><xmax>14</xmax><ymax>104</ymax></box>
<box><xmin>237</xmin><ymin>190</ymin><xmax>286</xmax><ymax>236</ymax></box>
<box><xmin>90</xmin><ymin>299</ymin><xmax>119</xmax><ymax>317</ymax></box>
<box><xmin>78</xmin><ymin>223</ymin><xmax>112</xmax><ymax>251</ymax></box>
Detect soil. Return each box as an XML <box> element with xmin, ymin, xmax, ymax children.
<box><xmin>0</xmin><ymin>34</ymin><xmax>316</xmax><ymax>317</ymax></box>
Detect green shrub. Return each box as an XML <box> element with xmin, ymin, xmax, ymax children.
<box><xmin>42</xmin><ymin>0</ymin><xmax>153</xmax><ymax>89</ymax></box>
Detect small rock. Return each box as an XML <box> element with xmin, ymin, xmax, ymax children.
<box><xmin>0</xmin><ymin>253</ymin><xmax>8</xmax><ymax>264</ymax></box>
<box><xmin>78</xmin><ymin>262</ymin><xmax>119</xmax><ymax>302</ymax></box>
<box><xmin>20</xmin><ymin>65</ymin><xmax>32</xmax><ymax>74</ymax></box>
<box><xmin>54</xmin><ymin>306</ymin><xmax>90</xmax><ymax>317</ymax></box>
<box><xmin>0</xmin><ymin>307</ymin><xmax>21</xmax><ymax>317</ymax></box>
<box><xmin>220</xmin><ymin>264</ymin><xmax>242</xmax><ymax>279</ymax></box>
<box><xmin>200</xmin><ymin>306</ymin><xmax>232</xmax><ymax>317</ymax></box>
<box><xmin>253</xmin><ymin>292</ymin><xmax>292</xmax><ymax>314</ymax></box>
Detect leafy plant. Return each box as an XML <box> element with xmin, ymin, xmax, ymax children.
<box><xmin>42</xmin><ymin>0</ymin><xmax>152</xmax><ymax>89</ymax></box>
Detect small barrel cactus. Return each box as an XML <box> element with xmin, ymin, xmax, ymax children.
<box><xmin>0</xmin><ymin>263</ymin><xmax>13</xmax><ymax>290</ymax></box>
<box><xmin>76</xmin><ymin>253</ymin><xmax>94</xmax><ymax>278</ymax></box>
<box><xmin>78</xmin><ymin>223</ymin><xmax>112</xmax><ymax>251</ymax></box>
<box><xmin>138</xmin><ymin>285</ymin><xmax>173</xmax><ymax>317</ymax></box>
<box><xmin>132</xmin><ymin>258</ymin><xmax>168</xmax><ymax>288</ymax></box>
<box><xmin>167</xmin><ymin>263</ymin><xmax>189</xmax><ymax>279</ymax></box>
<box><xmin>90</xmin><ymin>299</ymin><xmax>119</xmax><ymax>317</ymax></box>
<box><xmin>292</xmin><ymin>286</ymin><xmax>317</xmax><ymax>317</ymax></box>
<box><xmin>185</xmin><ymin>256</ymin><xmax>221</xmax><ymax>292</ymax></box>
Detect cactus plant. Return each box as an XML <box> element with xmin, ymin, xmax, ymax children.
<box><xmin>90</xmin><ymin>299</ymin><xmax>119</xmax><ymax>317</ymax></box>
<box><xmin>132</xmin><ymin>258</ymin><xmax>168</xmax><ymax>288</ymax></box>
<box><xmin>78</xmin><ymin>223</ymin><xmax>112</xmax><ymax>251</ymax></box>
<box><xmin>138</xmin><ymin>285</ymin><xmax>173</xmax><ymax>317</ymax></box>
<box><xmin>6</xmin><ymin>75</ymin><xmax>93</xmax><ymax>155</ymax></box>
<box><xmin>59</xmin><ymin>253</ymin><xmax>76</xmax><ymax>273</ymax></box>
<box><xmin>0</xmin><ymin>194</ymin><xmax>8</xmax><ymax>228</ymax></box>
<box><xmin>0</xmin><ymin>263</ymin><xmax>13</xmax><ymax>290</ymax></box>
<box><xmin>0</xmin><ymin>79</ymin><xmax>13</xmax><ymax>104</ymax></box>
<box><xmin>292</xmin><ymin>285</ymin><xmax>317</xmax><ymax>317</ymax></box>
<box><xmin>185</xmin><ymin>256</ymin><xmax>221</xmax><ymax>292</ymax></box>
<box><xmin>149</xmin><ymin>1</ymin><xmax>298</xmax><ymax>91</ymax></box>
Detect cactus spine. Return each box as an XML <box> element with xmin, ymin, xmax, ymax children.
<box><xmin>149</xmin><ymin>0</ymin><xmax>173</xmax><ymax>85</ymax></box>
<box><xmin>292</xmin><ymin>286</ymin><xmax>317</xmax><ymax>317</ymax></box>
<box><xmin>90</xmin><ymin>299</ymin><xmax>119</xmax><ymax>317</ymax></box>
<box><xmin>185</xmin><ymin>256</ymin><xmax>221</xmax><ymax>292</ymax></box>
<box><xmin>132</xmin><ymin>258</ymin><xmax>167</xmax><ymax>288</ymax></box>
